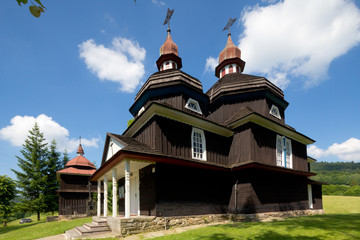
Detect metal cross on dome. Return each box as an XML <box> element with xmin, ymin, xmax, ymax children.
<box><xmin>163</xmin><ymin>8</ymin><xmax>174</xmax><ymax>29</ymax></box>
<box><xmin>223</xmin><ymin>17</ymin><xmax>237</xmax><ymax>34</ymax></box>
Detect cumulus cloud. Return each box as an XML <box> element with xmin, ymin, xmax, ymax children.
<box><xmin>308</xmin><ymin>138</ymin><xmax>360</xmax><ymax>162</ymax></box>
<box><xmin>204</xmin><ymin>57</ymin><xmax>218</xmax><ymax>73</ymax></box>
<box><xmin>238</xmin><ymin>0</ymin><xmax>360</xmax><ymax>89</ymax></box>
<box><xmin>79</xmin><ymin>37</ymin><xmax>146</xmax><ymax>93</ymax></box>
<box><xmin>0</xmin><ymin>114</ymin><xmax>99</xmax><ymax>153</ymax></box>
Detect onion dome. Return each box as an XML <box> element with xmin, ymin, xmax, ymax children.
<box><xmin>215</xmin><ymin>33</ymin><xmax>245</xmax><ymax>78</ymax></box>
<box><xmin>156</xmin><ymin>29</ymin><xmax>182</xmax><ymax>71</ymax></box>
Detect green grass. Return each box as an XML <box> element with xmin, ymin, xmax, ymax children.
<box><xmin>151</xmin><ymin>214</ymin><xmax>360</xmax><ymax>240</ymax></box>
<box><xmin>323</xmin><ymin>195</ymin><xmax>360</xmax><ymax>213</ymax></box>
<box><xmin>1</xmin><ymin>196</ymin><xmax>359</xmax><ymax>240</ymax></box>
<box><xmin>151</xmin><ymin>196</ymin><xmax>360</xmax><ymax>240</ymax></box>
<box><xmin>0</xmin><ymin>215</ymin><xmax>92</xmax><ymax>240</ymax></box>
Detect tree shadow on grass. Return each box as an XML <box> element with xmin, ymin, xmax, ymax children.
<box><xmin>0</xmin><ymin>220</ymin><xmax>44</xmax><ymax>235</ymax></box>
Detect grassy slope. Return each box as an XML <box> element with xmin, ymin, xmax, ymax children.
<box><xmin>152</xmin><ymin>196</ymin><xmax>360</xmax><ymax>240</ymax></box>
<box><xmin>0</xmin><ymin>215</ymin><xmax>92</xmax><ymax>240</ymax></box>
<box><xmin>1</xmin><ymin>196</ymin><xmax>359</xmax><ymax>240</ymax></box>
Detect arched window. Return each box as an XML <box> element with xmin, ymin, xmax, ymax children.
<box><xmin>191</xmin><ymin>128</ymin><xmax>206</xmax><ymax>160</ymax></box>
<box><xmin>276</xmin><ymin>135</ymin><xmax>292</xmax><ymax>169</ymax></box>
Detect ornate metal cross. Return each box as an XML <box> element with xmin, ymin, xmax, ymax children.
<box><xmin>163</xmin><ymin>8</ymin><xmax>175</xmax><ymax>29</ymax></box>
<box><xmin>223</xmin><ymin>17</ymin><xmax>237</xmax><ymax>34</ymax></box>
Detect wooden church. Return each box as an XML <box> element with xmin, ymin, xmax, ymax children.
<box><xmin>57</xmin><ymin>144</ymin><xmax>98</xmax><ymax>216</ymax></box>
<box><xmin>89</xmin><ymin>19</ymin><xmax>324</xmax><ymax>218</ymax></box>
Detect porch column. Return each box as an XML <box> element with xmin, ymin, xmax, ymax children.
<box><xmin>125</xmin><ymin>160</ymin><xmax>130</xmax><ymax>218</ymax></box>
<box><xmin>97</xmin><ymin>180</ymin><xmax>101</xmax><ymax>217</ymax></box>
<box><xmin>112</xmin><ymin>168</ymin><xmax>118</xmax><ymax>217</ymax></box>
<box><xmin>104</xmin><ymin>176</ymin><xmax>108</xmax><ymax>217</ymax></box>
<box><xmin>308</xmin><ymin>185</ymin><xmax>313</xmax><ymax>209</ymax></box>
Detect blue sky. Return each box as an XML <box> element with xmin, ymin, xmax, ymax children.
<box><xmin>1</xmin><ymin>0</ymin><xmax>360</xmax><ymax>179</ymax></box>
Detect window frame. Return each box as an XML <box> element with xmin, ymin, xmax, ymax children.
<box><xmin>185</xmin><ymin>98</ymin><xmax>203</xmax><ymax>115</ymax></box>
<box><xmin>276</xmin><ymin>135</ymin><xmax>292</xmax><ymax>169</ymax></box>
<box><xmin>270</xmin><ymin>105</ymin><xmax>282</xmax><ymax>119</ymax></box>
<box><xmin>191</xmin><ymin>128</ymin><xmax>207</xmax><ymax>161</ymax></box>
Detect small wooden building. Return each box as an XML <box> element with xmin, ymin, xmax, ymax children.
<box><xmin>90</xmin><ymin>27</ymin><xmax>324</xmax><ymax>218</ymax></box>
<box><xmin>57</xmin><ymin>144</ymin><xmax>98</xmax><ymax>216</ymax></box>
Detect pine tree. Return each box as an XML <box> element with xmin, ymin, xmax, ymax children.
<box><xmin>12</xmin><ymin>122</ymin><xmax>48</xmax><ymax>221</ymax></box>
<box><xmin>62</xmin><ymin>149</ymin><xmax>70</xmax><ymax>169</ymax></box>
<box><xmin>44</xmin><ymin>140</ymin><xmax>61</xmax><ymax>215</ymax></box>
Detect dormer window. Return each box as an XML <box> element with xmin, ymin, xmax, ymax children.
<box><xmin>185</xmin><ymin>98</ymin><xmax>202</xmax><ymax>115</ymax></box>
<box><xmin>191</xmin><ymin>128</ymin><xmax>206</xmax><ymax>161</ymax></box>
<box><xmin>270</xmin><ymin>105</ymin><xmax>281</xmax><ymax>119</ymax></box>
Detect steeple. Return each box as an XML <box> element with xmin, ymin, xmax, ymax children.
<box><xmin>76</xmin><ymin>136</ymin><xmax>84</xmax><ymax>156</ymax></box>
<box><xmin>156</xmin><ymin>8</ymin><xmax>182</xmax><ymax>71</ymax></box>
<box><xmin>215</xmin><ymin>18</ymin><xmax>246</xmax><ymax>78</ymax></box>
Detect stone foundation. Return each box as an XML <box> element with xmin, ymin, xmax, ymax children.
<box><xmin>104</xmin><ymin>209</ymin><xmax>324</xmax><ymax>237</ymax></box>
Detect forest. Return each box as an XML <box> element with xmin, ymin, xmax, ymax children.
<box><xmin>311</xmin><ymin>161</ymin><xmax>360</xmax><ymax>196</ymax></box>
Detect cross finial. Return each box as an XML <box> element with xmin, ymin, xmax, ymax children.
<box><xmin>223</xmin><ymin>17</ymin><xmax>237</xmax><ymax>35</ymax></box>
<box><xmin>163</xmin><ymin>8</ymin><xmax>175</xmax><ymax>31</ymax></box>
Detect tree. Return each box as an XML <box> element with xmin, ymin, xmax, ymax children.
<box><xmin>16</xmin><ymin>0</ymin><xmax>46</xmax><ymax>18</ymax></box>
<box><xmin>44</xmin><ymin>140</ymin><xmax>61</xmax><ymax>214</ymax></box>
<box><xmin>62</xmin><ymin>149</ymin><xmax>70</xmax><ymax>169</ymax></box>
<box><xmin>12</xmin><ymin>122</ymin><xmax>48</xmax><ymax>221</ymax></box>
<box><xmin>0</xmin><ymin>175</ymin><xmax>16</xmax><ymax>227</ymax></box>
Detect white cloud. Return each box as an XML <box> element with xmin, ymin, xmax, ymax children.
<box><xmin>308</xmin><ymin>138</ymin><xmax>360</xmax><ymax>162</ymax></box>
<box><xmin>239</xmin><ymin>0</ymin><xmax>360</xmax><ymax>89</ymax></box>
<box><xmin>79</xmin><ymin>37</ymin><xmax>146</xmax><ymax>93</ymax></box>
<box><xmin>204</xmin><ymin>57</ymin><xmax>218</xmax><ymax>73</ymax></box>
<box><xmin>152</xmin><ymin>0</ymin><xmax>166</xmax><ymax>6</ymax></box>
<box><xmin>0</xmin><ymin>114</ymin><xmax>100</xmax><ymax>153</ymax></box>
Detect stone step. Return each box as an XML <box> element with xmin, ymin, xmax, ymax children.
<box><xmin>75</xmin><ymin>225</ymin><xmax>111</xmax><ymax>236</ymax></box>
<box><xmin>83</xmin><ymin>222</ymin><xmax>110</xmax><ymax>231</ymax></box>
<box><xmin>65</xmin><ymin>228</ymin><xmax>81</xmax><ymax>240</ymax></box>
<box><xmin>92</xmin><ymin>218</ymin><xmax>108</xmax><ymax>226</ymax></box>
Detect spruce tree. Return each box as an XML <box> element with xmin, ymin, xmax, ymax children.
<box><xmin>44</xmin><ymin>140</ymin><xmax>61</xmax><ymax>215</ymax></box>
<box><xmin>12</xmin><ymin>122</ymin><xmax>48</xmax><ymax>221</ymax></box>
<box><xmin>62</xmin><ymin>149</ymin><xmax>70</xmax><ymax>169</ymax></box>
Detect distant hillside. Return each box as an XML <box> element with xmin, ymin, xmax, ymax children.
<box><xmin>311</xmin><ymin>161</ymin><xmax>360</xmax><ymax>196</ymax></box>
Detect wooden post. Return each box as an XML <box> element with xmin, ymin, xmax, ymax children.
<box><xmin>112</xmin><ymin>168</ymin><xmax>117</xmax><ymax>217</ymax></box>
<box><xmin>97</xmin><ymin>180</ymin><xmax>101</xmax><ymax>217</ymax></box>
<box><xmin>125</xmin><ymin>160</ymin><xmax>130</xmax><ymax>218</ymax></box>
<box><xmin>104</xmin><ymin>176</ymin><xmax>108</xmax><ymax>217</ymax></box>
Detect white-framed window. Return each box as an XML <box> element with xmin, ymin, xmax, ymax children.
<box><xmin>191</xmin><ymin>128</ymin><xmax>206</xmax><ymax>161</ymax></box>
<box><xmin>270</xmin><ymin>105</ymin><xmax>281</xmax><ymax>119</ymax></box>
<box><xmin>276</xmin><ymin>135</ymin><xmax>292</xmax><ymax>168</ymax></box>
<box><xmin>185</xmin><ymin>98</ymin><xmax>202</xmax><ymax>115</ymax></box>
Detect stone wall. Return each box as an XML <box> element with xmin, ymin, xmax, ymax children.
<box><xmin>105</xmin><ymin>209</ymin><xmax>324</xmax><ymax>237</ymax></box>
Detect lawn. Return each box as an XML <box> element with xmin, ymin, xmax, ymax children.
<box><xmin>1</xmin><ymin>196</ymin><xmax>359</xmax><ymax>240</ymax></box>
<box><xmin>150</xmin><ymin>195</ymin><xmax>360</xmax><ymax>240</ymax></box>
<box><xmin>0</xmin><ymin>215</ymin><xmax>92</xmax><ymax>240</ymax></box>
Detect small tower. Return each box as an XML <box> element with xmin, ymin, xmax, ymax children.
<box><xmin>156</xmin><ymin>9</ymin><xmax>182</xmax><ymax>71</ymax></box>
<box><xmin>215</xmin><ymin>18</ymin><xmax>246</xmax><ymax>78</ymax></box>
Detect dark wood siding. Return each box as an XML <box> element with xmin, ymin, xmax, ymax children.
<box><xmin>208</xmin><ymin>97</ymin><xmax>284</xmax><ymax>125</ymax></box>
<box><xmin>155</xmin><ymin>163</ymin><xmax>233</xmax><ymax>216</ymax></box>
<box><xmin>312</xmin><ymin>185</ymin><xmax>323</xmax><ymax>210</ymax></box>
<box><xmin>228</xmin><ymin>125</ymin><xmax>253</xmax><ymax>165</ymax></box>
<box><xmin>229</xmin><ymin>169</ymin><xmax>310</xmax><ymax>213</ymax></box>
<box><xmin>139</xmin><ymin>165</ymin><xmax>156</xmax><ymax>216</ymax></box>
<box><xmin>227</xmin><ymin>123</ymin><xmax>306</xmax><ymax>167</ymax></box>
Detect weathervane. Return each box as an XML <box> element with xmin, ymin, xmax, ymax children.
<box><xmin>163</xmin><ymin>8</ymin><xmax>175</xmax><ymax>31</ymax></box>
<box><xmin>223</xmin><ymin>17</ymin><xmax>237</xmax><ymax>35</ymax></box>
